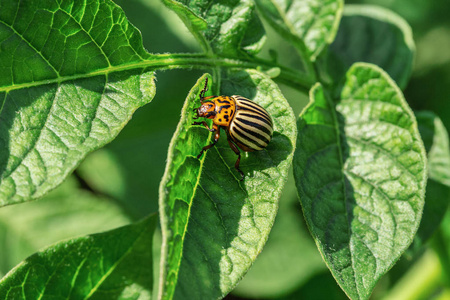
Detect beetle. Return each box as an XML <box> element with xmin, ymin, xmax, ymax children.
<box><xmin>192</xmin><ymin>77</ymin><xmax>273</xmax><ymax>180</ymax></box>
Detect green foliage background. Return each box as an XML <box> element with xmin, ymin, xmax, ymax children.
<box><xmin>0</xmin><ymin>0</ymin><xmax>449</xmax><ymax>299</ymax></box>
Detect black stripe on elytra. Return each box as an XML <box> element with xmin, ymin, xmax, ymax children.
<box><xmin>235</xmin><ymin>118</ymin><xmax>272</xmax><ymax>137</ymax></box>
<box><xmin>232</xmin><ymin>127</ymin><xmax>266</xmax><ymax>150</ymax></box>
<box><xmin>238</xmin><ymin>109</ymin><xmax>272</xmax><ymax>124</ymax></box>
<box><xmin>238</xmin><ymin>106</ymin><xmax>273</xmax><ymax>127</ymax></box>
<box><xmin>237</xmin><ymin>98</ymin><xmax>270</xmax><ymax>116</ymax></box>
<box><xmin>236</xmin><ymin>114</ymin><xmax>272</xmax><ymax>133</ymax></box>
<box><xmin>233</xmin><ymin>121</ymin><xmax>270</xmax><ymax>144</ymax></box>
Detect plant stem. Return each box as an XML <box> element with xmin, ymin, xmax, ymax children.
<box><xmin>289</xmin><ymin>38</ymin><xmax>317</xmax><ymax>81</ymax></box>
<box><xmin>147</xmin><ymin>53</ymin><xmax>315</xmax><ymax>92</ymax></box>
<box><xmin>1</xmin><ymin>53</ymin><xmax>315</xmax><ymax>94</ymax></box>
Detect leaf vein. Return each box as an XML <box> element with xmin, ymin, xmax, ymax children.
<box><xmin>345</xmin><ymin>135</ymin><xmax>417</xmax><ymax>179</ymax></box>
<box><xmin>1</xmin><ymin>84</ymin><xmax>60</xmax><ymax>182</ymax></box>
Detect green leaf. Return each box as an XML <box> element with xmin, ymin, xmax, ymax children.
<box><xmin>294</xmin><ymin>63</ymin><xmax>427</xmax><ymax>299</ymax></box>
<box><xmin>75</xmin><ymin>69</ymin><xmax>204</xmax><ymax>219</ymax></box>
<box><xmin>408</xmin><ymin>111</ymin><xmax>450</xmax><ymax>252</ymax></box>
<box><xmin>162</xmin><ymin>0</ymin><xmax>265</xmax><ymax>56</ymax></box>
<box><xmin>416</xmin><ymin>112</ymin><xmax>450</xmax><ymax>186</ymax></box>
<box><xmin>0</xmin><ymin>214</ymin><xmax>157</xmax><ymax>299</ymax></box>
<box><xmin>0</xmin><ymin>176</ymin><xmax>130</xmax><ymax>277</ymax></box>
<box><xmin>318</xmin><ymin>5</ymin><xmax>415</xmax><ymax>90</ymax></box>
<box><xmin>254</xmin><ymin>0</ymin><xmax>344</xmax><ymax>61</ymax></box>
<box><xmin>232</xmin><ymin>170</ymin><xmax>326</xmax><ymax>298</ymax></box>
<box><xmin>159</xmin><ymin>70</ymin><xmax>296</xmax><ymax>299</ymax></box>
<box><xmin>0</xmin><ymin>0</ymin><xmax>156</xmax><ymax>205</ymax></box>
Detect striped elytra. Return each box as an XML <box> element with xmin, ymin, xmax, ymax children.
<box><xmin>229</xmin><ymin>96</ymin><xmax>273</xmax><ymax>152</ymax></box>
<box><xmin>192</xmin><ymin>77</ymin><xmax>273</xmax><ymax>180</ymax></box>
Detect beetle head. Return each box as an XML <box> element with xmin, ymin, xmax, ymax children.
<box><xmin>193</xmin><ymin>77</ymin><xmax>216</xmax><ymax>119</ymax></box>
<box><xmin>194</xmin><ymin>101</ymin><xmax>216</xmax><ymax>119</ymax></box>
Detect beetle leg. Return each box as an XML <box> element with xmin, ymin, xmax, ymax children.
<box><xmin>197</xmin><ymin>125</ymin><xmax>220</xmax><ymax>159</ymax></box>
<box><xmin>192</xmin><ymin>121</ymin><xmax>216</xmax><ymax>132</ymax></box>
<box><xmin>227</xmin><ymin>138</ymin><xmax>245</xmax><ymax>181</ymax></box>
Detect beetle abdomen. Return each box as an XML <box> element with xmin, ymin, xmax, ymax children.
<box><xmin>229</xmin><ymin>96</ymin><xmax>273</xmax><ymax>151</ymax></box>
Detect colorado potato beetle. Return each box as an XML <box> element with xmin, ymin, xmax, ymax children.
<box><xmin>192</xmin><ymin>77</ymin><xmax>273</xmax><ymax>180</ymax></box>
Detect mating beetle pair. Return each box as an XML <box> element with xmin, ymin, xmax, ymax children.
<box><xmin>192</xmin><ymin>78</ymin><xmax>274</xmax><ymax>180</ymax></box>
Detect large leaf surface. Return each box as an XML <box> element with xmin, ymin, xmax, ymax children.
<box><xmin>255</xmin><ymin>0</ymin><xmax>343</xmax><ymax>61</ymax></box>
<box><xmin>162</xmin><ymin>0</ymin><xmax>265</xmax><ymax>56</ymax></box>
<box><xmin>0</xmin><ymin>177</ymin><xmax>130</xmax><ymax>277</ymax></box>
<box><xmin>0</xmin><ymin>214</ymin><xmax>157</xmax><ymax>299</ymax></box>
<box><xmin>0</xmin><ymin>0</ymin><xmax>155</xmax><ymax>205</ymax></box>
<box><xmin>409</xmin><ymin>112</ymin><xmax>450</xmax><ymax>252</ymax></box>
<box><xmin>417</xmin><ymin>112</ymin><xmax>450</xmax><ymax>186</ymax></box>
<box><xmin>159</xmin><ymin>70</ymin><xmax>296</xmax><ymax>299</ymax></box>
<box><xmin>232</xmin><ymin>170</ymin><xmax>326</xmax><ymax>298</ymax></box>
<box><xmin>294</xmin><ymin>63</ymin><xmax>427</xmax><ymax>299</ymax></box>
<box><xmin>318</xmin><ymin>5</ymin><xmax>415</xmax><ymax>90</ymax></box>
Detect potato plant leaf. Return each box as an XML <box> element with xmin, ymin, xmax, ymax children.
<box><xmin>254</xmin><ymin>0</ymin><xmax>344</xmax><ymax>61</ymax></box>
<box><xmin>0</xmin><ymin>177</ymin><xmax>130</xmax><ymax>277</ymax></box>
<box><xmin>294</xmin><ymin>63</ymin><xmax>427</xmax><ymax>299</ymax></box>
<box><xmin>232</xmin><ymin>173</ymin><xmax>326</xmax><ymax>298</ymax></box>
<box><xmin>0</xmin><ymin>0</ymin><xmax>156</xmax><ymax>205</ymax></box>
<box><xmin>162</xmin><ymin>0</ymin><xmax>265</xmax><ymax>56</ymax></box>
<box><xmin>159</xmin><ymin>70</ymin><xmax>296</xmax><ymax>299</ymax></box>
<box><xmin>410</xmin><ymin>112</ymin><xmax>450</xmax><ymax>251</ymax></box>
<box><xmin>318</xmin><ymin>5</ymin><xmax>415</xmax><ymax>90</ymax></box>
<box><xmin>0</xmin><ymin>214</ymin><xmax>157</xmax><ymax>299</ymax></box>
<box><xmin>416</xmin><ymin>112</ymin><xmax>450</xmax><ymax>186</ymax></box>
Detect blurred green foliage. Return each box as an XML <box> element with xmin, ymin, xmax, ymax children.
<box><xmin>347</xmin><ymin>0</ymin><xmax>450</xmax><ymax>130</ymax></box>
<box><xmin>62</xmin><ymin>0</ymin><xmax>450</xmax><ymax>298</ymax></box>
<box><xmin>1</xmin><ymin>0</ymin><xmax>449</xmax><ymax>299</ymax></box>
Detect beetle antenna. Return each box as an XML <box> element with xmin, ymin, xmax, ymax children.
<box><xmin>200</xmin><ymin>77</ymin><xmax>208</xmax><ymax>100</ymax></box>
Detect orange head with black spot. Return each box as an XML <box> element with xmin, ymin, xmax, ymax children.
<box><xmin>191</xmin><ymin>76</ymin><xmax>273</xmax><ymax>180</ymax></box>
<box><xmin>195</xmin><ymin>101</ymin><xmax>216</xmax><ymax>119</ymax></box>
<box><xmin>193</xmin><ymin>77</ymin><xmax>216</xmax><ymax>120</ymax></box>
<box><xmin>193</xmin><ymin>77</ymin><xmax>236</xmax><ymax>126</ymax></box>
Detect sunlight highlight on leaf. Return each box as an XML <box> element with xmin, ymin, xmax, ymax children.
<box><xmin>159</xmin><ymin>70</ymin><xmax>296</xmax><ymax>299</ymax></box>
<box><xmin>0</xmin><ymin>215</ymin><xmax>157</xmax><ymax>299</ymax></box>
<box><xmin>294</xmin><ymin>63</ymin><xmax>427</xmax><ymax>299</ymax></box>
<box><xmin>0</xmin><ymin>0</ymin><xmax>156</xmax><ymax>205</ymax></box>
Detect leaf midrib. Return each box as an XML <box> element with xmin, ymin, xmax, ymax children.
<box><xmin>83</xmin><ymin>225</ymin><xmax>148</xmax><ymax>300</ymax></box>
<box><xmin>322</xmin><ymin>88</ymin><xmax>361</xmax><ymax>298</ymax></box>
<box><xmin>0</xmin><ymin>61</ymin><xmax>148</xmax><ymax>93</ymax></box>
<box><xmin>164</xmin><ymin>133</ymin><xmax>210</xmax><ymax>300</ymax></box>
